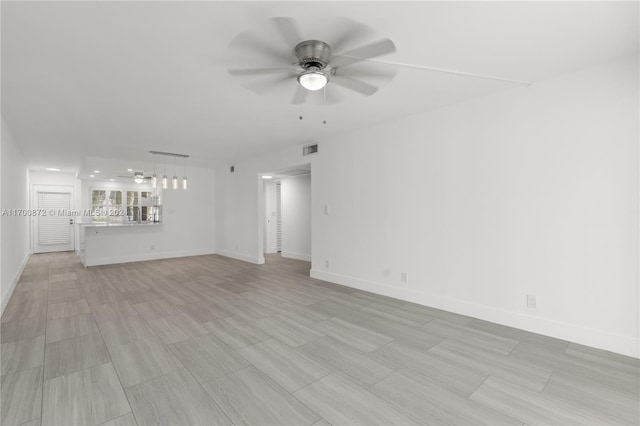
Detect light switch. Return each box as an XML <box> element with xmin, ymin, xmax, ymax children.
<box><xmin>324</xmin><ymin>205</ymin><xmax>330</xmax><ymax>215</ymax></box>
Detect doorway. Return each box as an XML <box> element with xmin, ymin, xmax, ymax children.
<box><xmin>264</xmin><ymin>181</ymin><xmax>282</xmax><ymax>254</ymax></box>
<box><xmin>32</xmin><ymin>185</ymin><xmax>75</xmax><ymax>253</ymax></box>
<box><xmin>260</xmin><ymin>164</ymin><xmax>311</xmax><ymax>264</ymax></box>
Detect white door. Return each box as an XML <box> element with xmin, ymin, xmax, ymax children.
<box><xmin>264</xmin><ymin>181</ymin><xmax>280</xmax><ymax>253</ymax></box>
<box><xmin>276</xmin><ymin>182</ymin><xmax>282</xmax><ymax>253</ymax></box>
<box><xmin>33</xmin><ymin>187</ymin><xmax>74</xmax><ymax>253</ymax></box>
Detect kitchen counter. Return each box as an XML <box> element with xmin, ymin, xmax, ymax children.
<box><xmin>76</xmin><ymin>221</ymin><xmax>162</xmax><ymax>227</ymax></box>
<box><xmin>76</xmin><ymin>221</ymin><xmax>164</xmax><ymax>266</ymax></box>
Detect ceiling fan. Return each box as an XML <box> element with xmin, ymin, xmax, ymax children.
<box><xmin>227</xmin><ymin>17</ymin><xmax>531</xmax><ymax>104</ymax></box>
<box><xmin>117</xmin><ymin>171</ymin><xmax>151</xmax><ymax>184</ymax></box>
<box><xmin>227</xmin><ymin>17</ymin><xmax>399</xmax><ymax>104</ymax></box>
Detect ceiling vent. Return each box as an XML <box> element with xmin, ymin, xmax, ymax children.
<box><xmin>303</xmin><ymin>144</ymin><xmax>318</xmax><ymax>156</ymax></box>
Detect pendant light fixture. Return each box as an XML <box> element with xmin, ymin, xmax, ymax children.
<box><xmin>151</xmin><ymin>154</ymin><xmax>157</xmax><ymax>188</ymax></box>
<box><xmin>149</xmin><ymin>150</ymin><xmax>190</xmax><ymax>191</ymax></box>
<box><xmin>182</xmin><ymin>157</ymin><xmax>188</xmax><ymax>190</ymax></box>
<box><xmin>162</xmin><ymin>155</ymin><xmax>168</xmax><ymax>189</ymax></box>
<box><xmin>172</xmin><ymin>157</ymin><xmax>178</xmax><ymax>190</ymax></box>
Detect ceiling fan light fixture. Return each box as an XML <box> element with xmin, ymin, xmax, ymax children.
<box><xmin>298</xmin><ymin>69</ymin><xmax>328</xmax><ymax>91</ymax></box>
<box><xmin>134</xmin><ymin>171</ymin><xmax>144</xmax><ymax>184</ymax></box>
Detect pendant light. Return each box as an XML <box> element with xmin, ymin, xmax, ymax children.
<box><xmin>172</xmin><ymin>157</ymin><xmax>178</xmax><ymax>189</ymax></box>
<box><xmin>162</xmin><ymin>155</ymin><xmax>168</xmax><ymax>189</ymax></box>
<box><xmin>149</xmin><ymin>151</ymin><xmax>190</xmax><ymax>190</ymax></box>
<box><xmin>151</xmin><ymin>154</ymin><xmax>157</xmax><ymax>188</ymax></box>
<box><xmin>182</xmin><ymin>157</ymin><xmax>188</xmax><ymax>190</ymax></box>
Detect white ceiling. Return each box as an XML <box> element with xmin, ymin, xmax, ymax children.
<box><xmin>2</xmin><ymin>1</ymin><xmax>638</xmax><ymax>176</ymax></box>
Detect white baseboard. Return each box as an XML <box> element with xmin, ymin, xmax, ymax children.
<box><xmin>281</xmin><ymin>251</ymin><xmax>311</xmax><ymax>262</ymax></box>
<box><xmin>1</xmin><ymin>250</ymin><xmax>32</xmax><ymax>315</ymax></box>
<box><xmin>310</xmin><ymin>269</ymin><xmax>639</xmax><ymax>359</ymax></box>
<box><xmin>84</xmin><ymin>248</ymin><xmax>216</xmax><ymax>267</ymax></box>
<box><xmin>216</xmin><ymin>249</ymin><xmax>264</xmax><ymax>265</ymax></box>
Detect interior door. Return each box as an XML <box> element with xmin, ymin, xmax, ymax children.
<box><xmin>33</xmin><ymin>186</ymin><xmax>74</xmax><ymax>253</ymax></box>
<box><xmin>276</xmin><ymin>181</ymin><xmax>282</xmax><ymax>253</ymax></box>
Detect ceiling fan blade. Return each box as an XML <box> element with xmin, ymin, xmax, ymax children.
<box><xmin>321</xmin><ymin>86</ymin><xmax>345</xmax><ymax>105</ymax></box>
<box><xmin>330</xmin><ymin>75</ymin><xmax>379</xmax><ymax>96</ymax></box>
<box><xmin>228</xmin><ymin>67</ymin><xmax>294</xmax><ymax>77</ymax></box>
<box><xmin>349</xmin><ymin>59</ymin><xmax>533</xmax><ymax>86</ymax></box>
<box><xmin>328</xmin><ymin>18</ymin><xmax>375</xmax><ymax>54</ymax></box>
<box><xmin>331</xmin><ymin>38</ymin><xmax>396</xmax><ymax>68</ymax></box>
<box><xmin>338</xmin><ymin>63</ymin><xmax>398</xmax><ymax>80</ymax></box>
<box><xmin>229</xmin><ymin>31</ymin><xmax>292</xmax><ymax>63</ymax></box>
<box><xmin>246</xmin><ymin>74</ymin><xmax>294</xmax><ymax>95</ymax></box>
<box><xmin>270</xmin><ymin>17</ymin><xmax>304</xmax><ymax>48</ymax></box>
<box><xmin>291</xmin><ymin>84</ymin><xmax>309</xmax><ymax>104</ymax></box>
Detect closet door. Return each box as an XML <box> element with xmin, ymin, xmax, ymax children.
<box><xmin>33</xmin><ymin>187</ymin><xmax>74</xmax><ymax>253</ymax></box>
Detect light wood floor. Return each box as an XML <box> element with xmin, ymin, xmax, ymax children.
<box><xmin>1</xmin><ymin>252</ymin><xmax>638</xmax><ymax>426</ymax></box>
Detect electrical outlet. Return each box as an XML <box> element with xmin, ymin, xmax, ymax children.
<box><xmin>527</xmin><ymin>294</ymin><xmax>537</xmax><ymax>309</ymax></box>
<box><xmin>401</xmin><ymin>272</ymin><xmax>408</xmax><ymax>283</ymax></box>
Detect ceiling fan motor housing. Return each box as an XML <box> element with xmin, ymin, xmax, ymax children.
<box><xmin>295</xmin><ymin>40</ymin><xmax>332</xmax><ymax>70</ymax></box>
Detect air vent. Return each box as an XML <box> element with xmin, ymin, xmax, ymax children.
<box><xmin>230</xmin><ymin>165</ymin><xmax>235</xmax><ymax>173</ymax></box>
<box><xmin>303</xmin><ymin>144</ymin><xmax>318</xmax><ymax>156</ymax></box>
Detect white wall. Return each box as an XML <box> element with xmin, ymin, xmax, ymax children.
<box><xmin>215</xmin><ymin>56</ymin><xmax>638</xmax><ymax>357</ymax></box>
<box><xmin>281</xmin><ymin>174</ymin><xmax>311</xmax><ymax>261</ymax></box>
<box><xmin>79</xmin><ymin>166</ymin><xmax>216</xmax><ymax>265</ymax></box>
<box><xmin>30</xmin><ymin>170</ymin><xmax>79</xmax><ymax>191</ymax></box>
<box><xmin>1</xmin><ymin>117</ymin><xmax>31</xmax><ymax>314</ymax></box>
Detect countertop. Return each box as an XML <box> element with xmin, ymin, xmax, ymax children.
<box><xmin>75</xmin><ymin>221</ymin><xmax>162</xmax><ymax>227</ymax></box>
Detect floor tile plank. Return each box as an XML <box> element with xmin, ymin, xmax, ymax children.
<box><xmin>470</xmin><ymin>376</ymin><xmax>618</xmax><ymax>425</ymax></box>
<box><xmin>299</xmin><ymin>336</ymin><xmax>396</xmax><ymax>388</ymax></box>
<box><xmin>110</xmin><ymin>336</ymin><xmax>184</xmax><ymax>388</ymax></box>
<box><xmin>254</xmin><ymin>314</ymin><xmax>325</xmax><ymax>347</ymax></box>
<box><xmin>293</xmin><ymin>372</ymin><xmax>421</xmax><ymax>425</ymax></box>
<box><xmin>42</xmin><ymin>363</ymin><xmax>130</xmax><ymax>426</ymax></box>
<box><xmin>47</xmin><ymin>299</ymin><xmax>91</xmax><ymax>320</ymax></box>
<box><xmin>0</xmin><ymin>366</ymin><xmax>43</xmax><ymax>426</ymax></box>
<box><xmin>1</xmin><ymin>335</ymin><xmax>45</xmax><ymax>376</ymax></box>
<box><xmin>44</xmin><ymin>332</ymin><xmax>111</xmax><ymax>380</ymax></box>
<box><xmin>371</xmin><ymin>369</ymin><xmax>520</xmax><ymax>425</ymax></box>
<box><xmin>125</xmin><ymin>369</ymin><xmax>230</xmax><ymax>426</ymax></box>
<box><xmin>45</xmin><ymin>314</ymin><xmax>99</xmax><ymax>344</ymax></box>
<box><xmin>203</xmin><ymin>365</ymin><xmax>321</xmax><ymax>425</ymax></box>
<box><xmin>0</xmin><ymin>317</ymin><xmax>46</xmax><ymax>344</ymax></box>
<box><xmin>168</xmin><ymin>334</ymin><xmax>248</xmax><ymax>383</ymax></box>
<box><xmin>98</xmin><ymin>316</ymin><xmax>156</xmax><ymax>348</ymax></box>
<box><xmin>239</xmin><ymin>339</ymin><xmax>331</xmax><ymax>392</ymax></box>
<box><xmin>145</xmin><ymin>313</ymin><xmax>209</xmax><ymax>344</ymax></box>
<box><xmin>203</xmin><ymin>317</ymin><xmax>270</xmax><ymax>350</ymax></box>
<box><xmin>315</xmin><ymin>317</ymin><xmax>393</xmax><ymax>352</ymax></box>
